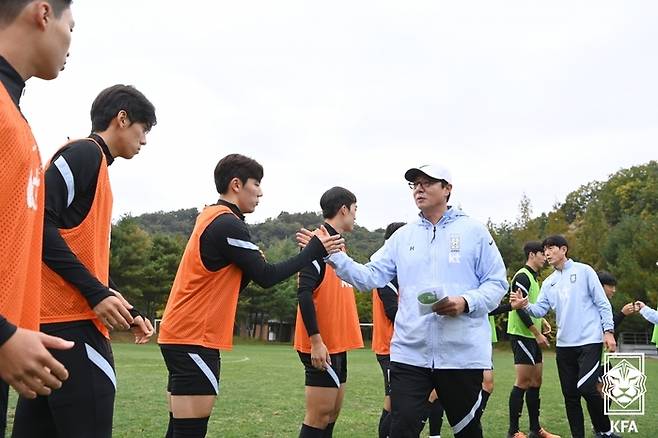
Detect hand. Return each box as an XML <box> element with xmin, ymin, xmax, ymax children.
<box><xmin>296</xmin><ymin>228</ymin><xmax>313</xmax><ymax>249</ymax></box>
<box><xmin>310</xmin><ymin>335</ymin><xmax>331</xmax><ymax>370</ymax></box>
<box><xmin>634</xmin><ymin>301</ymin><xmax>646</xmax><ymax>311</ymax></box>
<box><xmin>315</xmin><ymin>226</ymin><xmax>345</xmax><ymax>255</ymax></box>
<box><xmin>109</xmin><ymin>288</ymin><xmax>133</xmax><ymax>310</ymax></box>
<box><xmin>621</xmin><ymin>302</ymin><xmax>637</xmax><ymax>315</ymax></box>
<box><xmin>535</xmin><ymin>333</ymin><xmax>550</xmax><ymax>348</ymax></box>
<box><xmin>604</xmin><ymin>331</ymin><xmax>616</xmax><ymax>353</ymax></box>
<box><xmin>509</xmin><ymin>291</ymin><xmax>529</xmax><ymax>310</ymax></box>
<box><xmin>296</xmin><ymin>226</ymin><xmax>345</xmax><ymax>254</ymax></box>
<box><xmin>432</xmin><ymin>296</ymin><xmax>467</xmax><ymax>316</ymax></box>
<box><xmin>0</xmin><ymin>328</ymin><xmax>74</xmax><ymax>399</ymax></box>
<box><xmin>541</xmin><ymin>318</ymin><xmax>552</xmax><ymax>335</ymax></box>
<box><xmin>130</xmin><ymin>316</ymin><xmax>154</xmax><ymax>344</ymax></box>
<box><xmin>93</xmin><ymin>295</ymin><xmax>133</xmax><ymax>330</ymax></box>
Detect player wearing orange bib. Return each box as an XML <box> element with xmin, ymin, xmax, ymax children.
<box><xmin>12</xmin><ymin>85</ymin><xmax>157</xmax><ymax>438</ymax></box>
<box><xmin>158</xmin><ymin>155</ymin><xmax>344</xmax><ymax>438</ymax></box>
<box><xmin>294</xmin><ymin>187</ymin><xmax>364</xmax><ymax>438</ymax></box>
<box><xmin>0</xmin><ymin>1</ymin><xmax>76</xmax><ymax>434</ymax></box>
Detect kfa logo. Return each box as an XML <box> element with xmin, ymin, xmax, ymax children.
<box><xmin>26</xmin><ymin>167</ymin><xmax>41</xmax><ymax>211</ymax></box>
<box><xmin>602</xmin><ymin>353</ymin><xmax>647</xmax><ymax>415</ymax></box>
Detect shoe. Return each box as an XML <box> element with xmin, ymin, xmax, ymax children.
<box><xmin>594</xmin><ymin>434</ymin><xmax>622</xmax><ymax>438</ymax></box>
<box><xmin>529</xmin><ymin>428</ymin><xmax>561</xmax><ymax>438</ymax></box>
<box><xmin>507</xmin><ymin>433</ymin><xmax>528</xmax><ymax>438</ymax></box>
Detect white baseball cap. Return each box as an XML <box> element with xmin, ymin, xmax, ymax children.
<box><xmin>404</xmin><ymin>164</ymin><xmax>453</xmax><ymax>184</ymax></box>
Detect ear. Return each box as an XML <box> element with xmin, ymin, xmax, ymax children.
<box><xmin>116</xmin><ymin>110</ymin><xmax>129</xmax><ymax>128</ymax></box>
<box><xmin>229</xmin><ymin>177</ymin><xmax>242</xmax><ymax>193</ymax></box>
<box><xmin>32</xmin><ymin>1</ymin><xmax>53</xmax><ymax>30</ymax></box>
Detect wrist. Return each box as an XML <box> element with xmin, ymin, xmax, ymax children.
<box><xmin>310</xmin><ymin>334</ymin><xmax>323</xmax><ymax>345</ymax></box>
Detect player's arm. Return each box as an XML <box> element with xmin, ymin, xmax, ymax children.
<box><xmin>636</xmin><ymin>302</ymin><xmax>658</xmax><ymax>325</ymax></box>
<box><xmin>297</xmin><ymin>262</ymin><xmax>330</xmax><ymax>369</ymax></box>
<box><xmin>377</xmin><ymin>282</ymin><xmax>398</xmax><ymax>323</ymax></box>
<box><xmin>325</xmin><ymin>237</ymin><xmax>397</xmax><ymax>291</ymax></box>
<box><xmin>43</xmin><ymin>144</ymin><xmax>132</xmax><ymax>329</ymax></box>
<box><xmin>459</xmin><ymin>229</ymin><xmax>508</xmax><ymax>317</ymax></box>
<box><xmin>587</xmin><ymin>268</ymin><xmax>614</xmax><ymax>333</ymax></box>
<box><xmin>205</xmin><ymin>215</ymin><xmax>330</xmax><ymax>288</ymax></box>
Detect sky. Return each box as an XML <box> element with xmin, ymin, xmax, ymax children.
<box><xmin>21</xmin><ymin>1</ymin><xmax>658</xmax><ymax>231</ymax></box>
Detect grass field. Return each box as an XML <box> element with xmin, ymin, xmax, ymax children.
<box><xmin>6</xmin><ymin>341</ymin><xmax>658</xmax><ymax>437</ymax></box>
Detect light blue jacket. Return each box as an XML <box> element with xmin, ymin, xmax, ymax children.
<box><xmin>525</xmin><ymin>259</ymin><xmax>614</xmax><ymax>347</ymax></box>
<box><xmin>640</xmin><ymin>306</ymin><xmax>658</xmax><ymax>325</ymax></box>
<box><xmin>327</xmin><ymin>207</ymin><xmax>508</xmax><ymax>369</ymax></box>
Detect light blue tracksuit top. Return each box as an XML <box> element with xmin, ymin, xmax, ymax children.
<box><xmin>326</xmin><ymin>207</ymin><xmax>508</xmax><ymax>369</ymax></box>
<box><xmin>640</xmin><ymin>306</ymin><xmax>658</xmax><ymax>325</ymax></box>
<box><xmin>524</xmin><ymin>259</ymin><xmax>614</xmax><ymax>347</ymax></box>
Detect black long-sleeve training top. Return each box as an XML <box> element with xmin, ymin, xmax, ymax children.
<box><xmin>199</xmin><ymin>200</ymin><xmax>328</xmax><ymax>290</ymax></box>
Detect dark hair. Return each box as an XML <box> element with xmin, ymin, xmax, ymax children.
<box><xmin>384</xmin><ymin>222</ymin><xmax>406</xmax><ymax>240</ymax></box>
<box><xmin>542</xmin><ymin>235</ymin><xmax>569</xmax><ymax>253</ymax></box>
<box><xmin>597</xmin><ymin>271</ymin><xmax>617</xmax><ymax>287</ymax></box>
<box><xmin>523</xmin><ymin>241</ymin><xmax>544</xmax><ymax>259</ymax></box>
<box><xmin>320</xmin><ymin>187</ymin><xmax>357</xmax><ymax>219</ymax></box>
<box><xmin>90</xmin><ymin>85</ymin><xmax>157</xmax><ymax>133</ymax></box>
<box><xmin>214</xmin><ymin>154</ymin><xmax>263</xmax><ymax>194</ymax></box>
<box><xmin>0</xmin><ymin>0</ymin><xmax>72</xmax><ymax>27</ymax></box>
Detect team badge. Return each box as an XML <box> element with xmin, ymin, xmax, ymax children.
<box><xmin>449</xmin><ymin>234</ymin><xmax>461</xmax><ymax>263</ymax></box>
<box><xmin>570</xmin><ymin>274</ymin><xmax>577</xmax><ymax>283</ymax></box>
<box><xmin>449</xmin><ymin>234</ymin><xmax>460</xmax><ymax>252</ymax></box>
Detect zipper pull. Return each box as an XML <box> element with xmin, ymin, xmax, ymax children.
<box><xmin>431</xmin><ymin>225</ymin><xmax>436</xmax><ymax>242</ymax></box>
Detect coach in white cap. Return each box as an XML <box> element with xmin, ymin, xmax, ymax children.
<box><xmin>303</xmin><ymin>163</ymin><xmax>508</xmax><ymax>437</ymax></box>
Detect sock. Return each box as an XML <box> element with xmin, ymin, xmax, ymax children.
<box><xmin>428</xmin><ymin>400</ymin><xmax>444</xmax><ymax>436</ymax></box>
<box><xmin>508</xmin><ymin>386</ymin><xmax>526</xmax><ymax>434</ymax></box>
<box><xmin>299</xmin><ymin>423</ymin><xmax>325</xmax><ymax>438</ymax></box>
<box><xmin>526</xmin><ymin>387</ymin><xmax>541</xmax><ymax>433</ymax></box>
<box><xmin>165</xmin><ymin>412</ymin><xmax>174</xmax><ymax>438</ymax></box>
<box><xmin>378</xmin><ymin>409</ymin><xmax>392</xmax><ymax>438</ymax></box>
<box><xmin>172</xmin><ymin>416</ymin><xmax>209</xmax><ymax>438</ymax></box>
<box><xmin>480</xmin><ymin>389</ymin><xmax>491</xmax><ymax>414</ymax></box>
<box><xmin>323</xmin><ymin>421</ymin><xmax>335</xmax><ymax>437</ymax></box>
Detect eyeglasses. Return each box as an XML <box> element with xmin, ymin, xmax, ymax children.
<box><xmin>408</xmin><ymin>180</ymin><xmax>440</xmax><ymax>190</ymax></box>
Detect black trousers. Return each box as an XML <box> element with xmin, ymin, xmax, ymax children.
<box><xmin>389</xmin><ymin>362</ymin><xmax>484</xmax><ymax>438</ymax></box>
<box><xmin>556</xmin><ymin>343</ymin><xmax>610</xmax><ymax>438</ymax></box>
<box><xmin>12</xmin><ymin>321</ymin><xmax>115</xmax><ymax>438</ymax></box>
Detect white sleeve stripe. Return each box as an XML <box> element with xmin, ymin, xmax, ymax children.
<box><xmin>515</xmin><ymin>282</ymin><xmax>529</xmax><ymax>295</ymax></box>
<box><xmin>312</xmin><ymin>260</ymin><xmax>321</xmax><ymax>274</ymax></box>
<box><xmin>386</xmin><ymin>282</ymin><xmax>399</xmax><ymax>295</ymax></box>
<box><xmin>53</xmin><ymin>156</ymin><xmax>75</xmax><ymax>208</ymax></box>
<box><xmin>226</xmin><ymin>237</ymin><xmax>259</xmax><ymax>251</ymax></box>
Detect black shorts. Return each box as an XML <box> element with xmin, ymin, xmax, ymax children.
<box><xmin>510</xmin><ymin>335</ymin><xmax>543</xmax><ymax>365</ymax></box>
<box><xmin>12</xmin><ymin>320</ymin><xmax>116</xmax><ymax>438</ymax></box>
<box><xmin>160</xmin><ymin>344</ymin><xmax>220</xmax><ymax>396</ymax></box>
<box><xmin>298</xmin><ymin>351</ymin><xmax>347</xmax><ymax>388</ymax></box>
<box><xmin>376</xmin><ymin>354</ymin><xmax>392</xmax><ymax>396</ymax></box>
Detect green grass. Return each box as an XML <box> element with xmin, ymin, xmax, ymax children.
<box><xmin>6</xmin><ymin>342</ymin><xmax>658</xmax><ymax>437</ymax></box>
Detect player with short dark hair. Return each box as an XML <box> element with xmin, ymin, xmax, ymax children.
<box><xmin>503</xmin><ymin>242</ymin><xmax>559</xmax><ymax>438</ymax></box>
<box><xmin>294</xmin><ymin>186</ymin><xmax>363</xmax><ymax>438</ymax></box>
<box><xmin>0</xmin><ymin>1</ymin><xmax>76</xmax><ymax>434</ymax></box>
<box><xmin>511</xmin><ymin>235</ymin><xmax>619</xmax><ymax>438</ymax></box>
<box><xmin>158</xmin><ymin>156</ymin><xmax>344</xmax><ymax>438</ymax></box>
<box><xmin>12</xmin><ymin>84</ymin><xmax>157</xmax><ymax>438</ymax></box>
